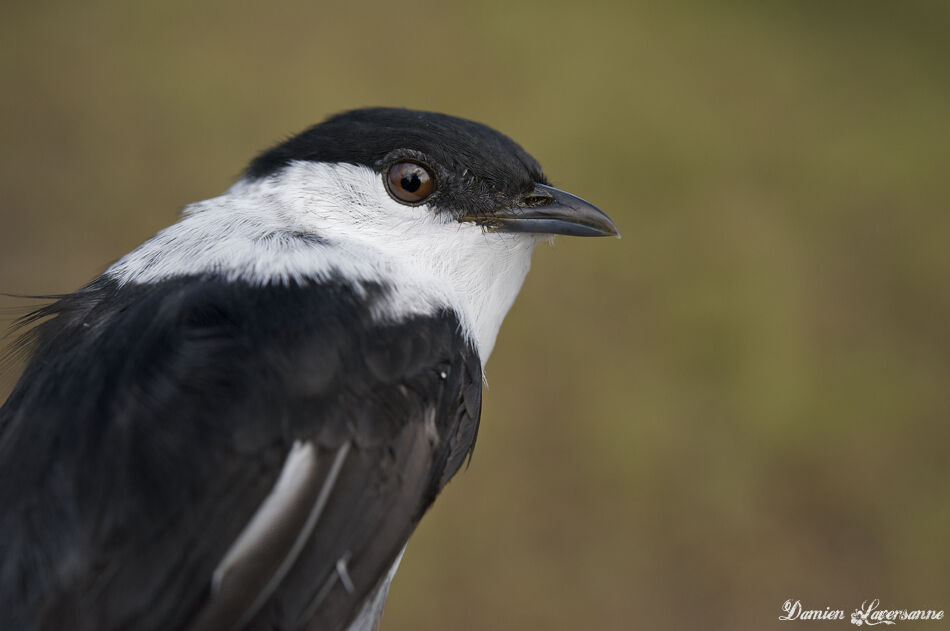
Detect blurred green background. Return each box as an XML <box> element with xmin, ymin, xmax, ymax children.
<box><xmin>2</xmin><ymin>1</ymin><xmax>949</xmax><ymax>629</ymax></box>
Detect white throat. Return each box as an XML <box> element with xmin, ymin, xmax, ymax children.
<box><xmin>106</xmin><ymin>162</ymin><xmax>541</xmax><ymax>362</ymax></box>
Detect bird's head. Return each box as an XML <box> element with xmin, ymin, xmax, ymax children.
<box><xmin>242</xmin><ymin>107</ymin><xmax>619</xmax><ymax>241</ymax></box>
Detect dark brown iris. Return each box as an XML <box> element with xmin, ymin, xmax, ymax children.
<box><xmin>386</xmin><ymin>162</ymin><xmax>435</xmax><ymax>204</ymax></box>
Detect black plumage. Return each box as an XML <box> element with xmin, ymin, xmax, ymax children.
<box><xmin>0</xmin><ymin>276</ymin><xmax>481</xmax><ymax>630</ymax></box>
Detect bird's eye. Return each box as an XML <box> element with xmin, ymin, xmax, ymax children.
<box><xmin>386</xmin><ymin>162</ymin><xmax>435</xmax><ymax>204</ymax></box>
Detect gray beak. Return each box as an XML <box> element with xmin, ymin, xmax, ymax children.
<box><xmin>464</xmin><ymin>184</ymin><xmax>620</xmax><ymax>237</ymax></box>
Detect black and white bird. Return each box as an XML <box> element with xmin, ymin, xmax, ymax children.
<box><xmin>0</xmin><ymin>107</ymin><xmax>618</xmax><ymax>631</ymax></box>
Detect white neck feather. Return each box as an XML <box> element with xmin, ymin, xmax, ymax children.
<box><xmin>106</xmin><ymin>162</ymin><xmax>540</xmax><ymax>363</ymax></box>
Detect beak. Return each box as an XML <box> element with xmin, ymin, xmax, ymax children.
<box><xmin>462</xmin><ymin>184</ymin><xmax>620</xmax><ymax>238</ymax></box>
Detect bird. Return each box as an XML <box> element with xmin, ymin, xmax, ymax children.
<box><xmin>0</xmin><ymin>107</ymin><xmax>618</xmax><ymax>631</ymax></box>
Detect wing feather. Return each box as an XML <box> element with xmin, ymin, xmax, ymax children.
<box><xmin>188</xmin><ymin>441</ymin><xmax>349</xmax><ymax>631</ymax></box>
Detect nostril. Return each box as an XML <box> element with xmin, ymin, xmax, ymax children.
<box><xmin>520</xmin><ymin>193</ymin><xmax>554</xmax><ymax>208</ymax></box>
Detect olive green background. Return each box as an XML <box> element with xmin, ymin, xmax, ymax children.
<box><xmin>2</xmin><ymin>1</ymin><xmax>948</xmax><ymax>629</ymax></box>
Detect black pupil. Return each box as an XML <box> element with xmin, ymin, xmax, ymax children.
<box><xmin>401</xmin><ymin>171</ymin><xmax>421</xmax><ymax>193</ymax></box>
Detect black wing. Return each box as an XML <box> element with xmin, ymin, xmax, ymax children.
<box><xmin>0</xmin><ymin>275</ymin><xmax>482</xmax><ymax>631</ymax></box>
